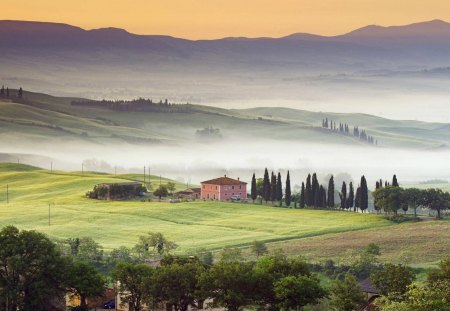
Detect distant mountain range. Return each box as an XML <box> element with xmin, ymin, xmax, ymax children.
<box><xmin>2</xmin><ymin>19</ymin><xmax>450</xmax><ymax>118</ymax></box>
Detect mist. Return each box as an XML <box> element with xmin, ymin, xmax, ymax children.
<box><xmin>2</xmin><ymin>138</ymin><xmax>449</xmax><ymax>189</ymax></box>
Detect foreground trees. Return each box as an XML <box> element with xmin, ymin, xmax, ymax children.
<box><xmin>0</xmin><ymin>226</ymin><xmax>68</xmax><ymax>311</ymax></box>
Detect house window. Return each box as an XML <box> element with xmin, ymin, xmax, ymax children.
<box><xmin>232</xmin><ymin>186</ymin><xmax>235</xmax><ymax>190</ymax></box>
<box><xmin>213</xmin><ymin>194</ymin><xmax>216</xmax><ymax>200</ymax></box>
<box><xmin>203</xmin><ymin>185</ymin><xmax>205</xmax><ymax>189</ymax></box>
<box><xmin>239</xmin><ymin>185</ymin><xmax>242</xmax><ymax>189</ymax></box>
<box><xmin>216</xmin><ymin>186</ymin><xmax>218</xmax><ymax>190</ymax></box>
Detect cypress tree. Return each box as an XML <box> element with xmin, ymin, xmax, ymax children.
<box><xmin>347</xmin><ymin>182</ymin><xmax>354</xmax><ymax>211</ymax></box>
<box><xmin>285</xmin><ymin>171</ymin><xmax>291</xmax><ymax>207</ymax></box>
<box><xmin>355</xmin><ymin>186</ymin><xmax>361</xmax><ymax>211</ymax></box>
<box><xmin>6</xmin><ymin>87</ymin><xmax>9</xmax><ymax>97</ymax></box>
<box><xmin>251</xmin><ymin>173</ymin><xmax>257</xmax><ymax>203</ymax></box>
<box><xmin>263</xmin><ymin>168</ymin><xmax>270</xmax><ymax>203</ymax></box>
<box><xmin>327</xmin><ymin>176</ymin><xmax>335</xmax><ymax>208</ymax></box>
<box><xmin>360</xmin><ymin>176</ymin><xmax>368</xmax><ymax>212</ymax></box>
<box><xmin>312</xmin><ymin>173</ymin><xmax>318</xmax><ymax>205</ymax></box>
<box><xmin>340</xmin><ymin>181</ymin><xmax>347</xmax><ymax>209</ymax></box>
<box><xmin>270</xmin><ymin>172</ymin><xmax>277</xmax><ymax>204</ymax></box>
<box><xmin>392</xmin><ymin>174</ymin><xmax>399</xmax><ymax>187</ymax></box>
<box><xmin>300</xmin><ymin>182</ymin><xmax>306</xmax><ymax>208</ymax></box>
<box><xmin>322</xmin><ymin>186</ymin><xmax>327</xmax><ymax>208</ymax></box>
<box><xmin>374</xmin><ymin>181</ymin><xmax>381</xmax><ymax>213</ymax></box>
<box><xmin>314</xmin><ymin>182</ymin><xmax>320</xmax><ymax>207</ymax></box>
<box><xmin>305</xmin><ymin>174</ymin><xmax>312</xmax><ymax>206</ymax></box>
<box><xmin>0</xmin><ymin>85</ymin><xmax>4</xmax><ymax>95</ymax></box>
<box><xmin>276</xmin><ymin>172</ymin><xmax>283</xmax><ymax>206</ymax></box>
<box><xmin>18</xmin><ymin>87</ymin><xmax>23</xmax><ymax>98</ymax></box>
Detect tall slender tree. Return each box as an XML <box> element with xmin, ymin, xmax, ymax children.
<box><xmin>360</xmin><ymin>176</ymin><xmax>369</xmax><ymax>212</ymax></box>
<box><xmin>340</xmin><ymin>181</ymin><xmax>347</xmax><ymax>210</ymax></box>
<box><xmin>17</xmin><ymin>87</ymin><xmax>23</xmax><ymax>98</ymax></box>
<box><xmin>305</xmin><ymin>174</ymin><xmax>312</xmax><ymax>207</ymax></box>
<box><xmin>251</xmin><ymin>173</ymin><xmax>257</xmax><ymax>203</ymax></box>
<box><xmin>285</xmin><ymin>171</ymin><xmax>291</xmax><ymax>207</ymax></box>
<box><xmin>355</xmin><ymin>186</ymin><xmax>361</xmax><ymax>212</ymax></box>
<box><xmin>263</xmin><ymin>168</ymin><xmax>270</xmax><ymax>203</ymax></box>
<box><xmin>0</xmin><ymin>85</ymin><xmax>4</xmax><ymax>95</ymax></box>
<box><xmin>276</xmin><ymin>172</ymin><xmax>283</xmax><ymax>206</ymax></box>
<box><xmin>300</xmin><ymin>182</ymin><xmax>306</xmax><ymax>209</ymax></box>
<box><xmin>347</xmin><ymin>182</ymin><xmax>354</xmax><ymax>211</ymax></box>
<box><xmin>270</xmin><ymin>172</ymin><xmax>277</xmax><ymax>204</ymax></box>
<box><xmin>392</xmin><ymin>174</ymin><xmax>399</xmax><ymax>187</ymax></box>
<box><xmin>314</xmin><ymin>183</ymin><xmax>320</xmax><ymax>207</ymax></box>
<box><xmin>312</xmin><ymin>173</ymin><xmax>318</xmax><ymax>205</ymax></box>
<box><xmin>327</xmin><ymin>176</ymin><xmax>335</xmax><ymax>208</ymax></box>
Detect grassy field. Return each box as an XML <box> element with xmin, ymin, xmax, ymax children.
<box><xmin>0</xmin><ymin>163</ymin><xmax>448</xmax><ymax>267</ymax></box>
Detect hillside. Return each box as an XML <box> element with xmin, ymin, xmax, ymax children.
<box><xmin>0</xmin><ymin>163</ymin><xmax>449</xmax><ymax>266</ymax></box>
<box><xmin>0</xmin><ymin>89</ymin><xmax>448</xmax><ymax>150</ymax></box>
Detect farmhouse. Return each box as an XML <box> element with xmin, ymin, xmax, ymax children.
<box><xmin>201</xmin><ymin>175</ymin><xmax>247</xmax><ymax>201</ymax></box>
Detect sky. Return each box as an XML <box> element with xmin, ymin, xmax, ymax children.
<box><xmin>1</xmin><ymin>0</ymin><xmax>450</xmax><ymax>39</ymax></box>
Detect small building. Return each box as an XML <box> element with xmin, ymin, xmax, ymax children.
<box><xmin>175</xmin><ymin>188</ymin><xmax>201</xmax><ymax>200</ymax></box>
<box><xmin>200</xmin><ymin>175</ymin><xmax>247</xmax><ymax>201</ymax></box>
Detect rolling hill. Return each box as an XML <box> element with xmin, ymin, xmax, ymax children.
<box><xmin>0</xmin><ymin>89</ymin><xmax>449</xmax><ymax>151</ymax></box>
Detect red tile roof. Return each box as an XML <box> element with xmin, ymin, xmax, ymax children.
<box><xmin>201</xmin><ymin>176</ymin><xmax>247</xmax><ymax>185</ymax></box>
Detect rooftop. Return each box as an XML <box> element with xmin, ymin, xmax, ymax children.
<box><xmin>201</xmin><ymin>175</ymin><xmax>246</xmax><ymax>185</ymax></box>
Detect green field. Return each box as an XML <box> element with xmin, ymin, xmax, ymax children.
<box><xmin>0</xmin><ymin>163</ymin><xmax>391</xmax><ymax>251</ymax></box>
<box><xmin>1</xmin><ymin>163</ymin><xmax>448</xmax><ymax>267</ymax></box>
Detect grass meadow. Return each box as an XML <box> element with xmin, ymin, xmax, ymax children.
<box><xmin>0</xmin><ymin>163</ymin><xmax>448</xmax><ymax>266</ymax></box>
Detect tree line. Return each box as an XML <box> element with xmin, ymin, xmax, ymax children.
<box><xmin>321</xmin><ymin>117</ymin><xmax>376</xmax><ymax>145</ymax></box>
<box><xmin>0</xmin><ymin>85</ymin><xmax>23</xmax><ymax>98</ymax></box>
<box><xmin>2</xmin><ymin>226</ymin><xmax>450</xmax><ymax>311</ymax></box>
<box><xmin>71</xmin><ymin>98</ymin><xmax>195</xmax><ymax>113</ymax></box>
<box><xmin>251</xmin><ymin>170</ymin><xmax>369</xmax><ymax>211</ymax></box>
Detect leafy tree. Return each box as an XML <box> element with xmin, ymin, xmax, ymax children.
<box><xmin>76</xmin><ymin>236</ymin><xmax>104</xmax><ymax>265</ymax></box>
<box><xmin>155</xmin><ymin>261</ymin><xmax>206</xmax><ymax>311</ymax></box>
<box><xmin>329</xmin><ymin>273</ymin><xmax>366</xmax><ymax>311</ymax></box>
<box><xmin>200</xmin><ymin>261</ymin><xmax>254</xmax><ymax>311</ymax></box>
<box><xmin>423</xmin><ymin>188</ymin><xmax>450</xmax><ymax>219</ymax></box>
<box><xmin>112</xmin><ymin>263</ymin><xmax>154</xmax><ymax>311</ymax></box>
<box><xmin>428</xmin><ymin>256</ymin><xmax>450</xmax><ymax>284</ymax></box>
<box><xmin>371</xmin><ymin>264</ymin><xmax>415</xmax><ymax>301</ymax></box>
<box><xmin>360</xmin><ymin>176</ymin><xmax>369</xmax><ymax>212</ymax></box>
<box><xmin>0</xmin><ymin>226</ymin><xmax>68</xmax><ymax>311</ymax></box>
<box><xmin>154</xmin><ymin>185</ymin><xmax>169</xmax><ymax>199</ymax></box>
<box><xmin>403</xmin><ymin>188</ymin><xmax>422</xmax><ymax>218</ymax></box>
<box><xmin>109</xmin><ymin>246</ymin><xmax>134</xmax><ymax>264</ymax></box>
<box><xmin>339</xmin><ymin>181</ymin><xmax>347</xmax><ymax>209</ymax></box>
<box><xmin>251</xmin><ymin>173</ymin><xmax>257</xmax><ymax>203</ymax></box>
<box><xmin>256</xmin><ymin>178</ymin><xmax>264</xmax><ymax>198</ymax></box>
<box><xmin>285</xmin><ymin>171</ymin><xmax>292</xmax><ymax>207</ymax></box>
<box><xmin>67</xmin><ymin>261</ymin><xmax>105</xmax><ymax>308</ymax></box>
<box><xmin>300</xmin><ymin>182</ymin><xmax>306</xmax><ymax>208</ymax></box>
<box><xmin>327</xmin><ymin>176</ymin><xmax>335</xmax><ymax>208</ymax></box>
<box><xmin>218</xmin><ymin>246</ymin><xmax>244</xmax><ymax>263</ymax></box>
<box><xmin>134</xmin><ymin>232</ymin><xmax>178</xmax><ymax>259</ymax></box>
<box><xmin>166</xmin><ymin>182</ymin><xmax>176</xmax><ymax>194</ymax></box>
<box><xmin>251</xmin><ymin>240</ymin><xmax>268</xmax><ymax>258</ymax></box>
<box><xmin>274</xmin><ymin>275</ymin><xmax>326</xmax><ymax>310</ymax></box>
<box><xmin>196</xmin><ymin>249</ymin><xmax>214</xmax><ymax>266</ymax></box>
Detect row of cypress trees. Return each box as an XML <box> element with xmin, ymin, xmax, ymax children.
<box><xmin>0</xmin><ymin>85</ymin><xmax>23</xmax><ymax>98</ymax></box>
<box><xmin>250</xmin><ymin>170</ymin><xmax>371</xmax><ymax>211</ymax></box>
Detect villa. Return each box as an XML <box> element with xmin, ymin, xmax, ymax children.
<box><xmin>200</xmin><ymin>175</ymin><xmax>247</xmax><ymax>201</ymax></box>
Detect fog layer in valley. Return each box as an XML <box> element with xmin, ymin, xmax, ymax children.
<box><xmin>2</xmin><ymin>140</ymin><xmax>449</xmax><ymax>189</ymax></box>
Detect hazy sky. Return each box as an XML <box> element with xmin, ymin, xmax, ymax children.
<box><xmin>2</xmin><ymin>0</ymin><xmax>450</xmax><ymax>39</ymax></box>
